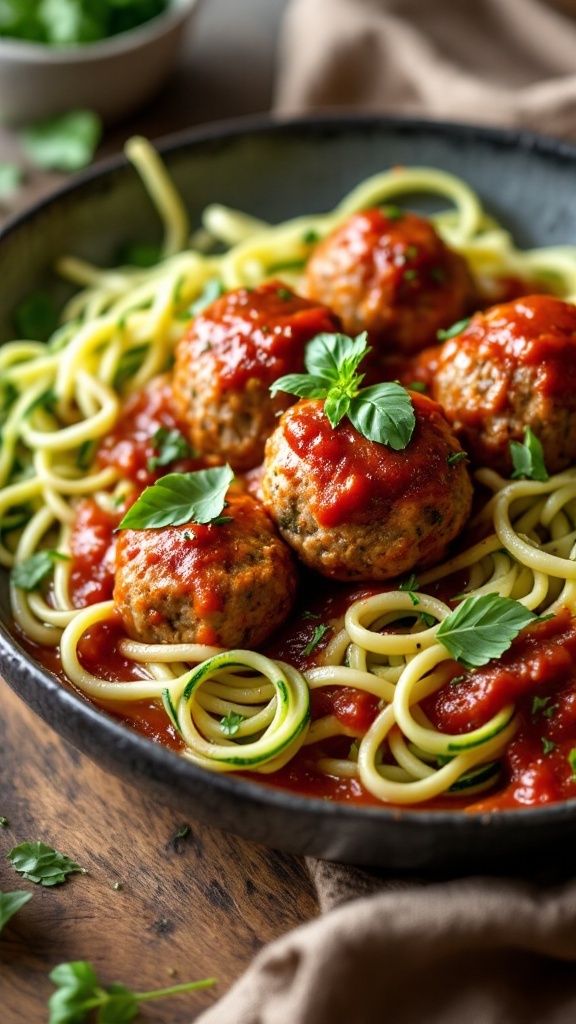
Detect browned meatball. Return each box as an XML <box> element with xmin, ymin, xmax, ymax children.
<box><xmin>432</xmin><ymin>295</ymin><xmax>576</xmax><ymax>475</ymax></box>
<box><xmin>114</xmin><ymin>492</ymin><xmax>298</xmax><ymax>648</ymax></box>
<box><xmin>172</xmin><ymin>280</ymin><xmax>340</xmax><ymax>472</ymax></box>
<box><xmin>304</xmin><ymin>207</ymin><xmax>474</xmax><ymax>356</ymax></box>
<box><xmin>261</xmin><ymin>392</ymin><xmax>472</xmax><ymax>581</ymax></box>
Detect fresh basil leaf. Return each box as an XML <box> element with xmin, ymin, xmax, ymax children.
<box><xmin>21</xmin><ymin>110</ymin><xmax>102</xmax><ymax>173</ymax></box>
<box><xmin>8</xmin><ymin>841</ymin><xmax>87</xmax><ymax>886</ymax></box>
<box><xmin>12</xmin><ymin>550</ymin><xmax>70</xmax><ymax>591</ymax></box>
<box><xmin>269</xmin><ymin>373</ymin><xmax>330</xmax><ymax>399</ymax></box>
<box><xmin>118</xmin><ymin>465</ymin><xmax>234</xmax><ymax>530</ymax></box>
<box><xmin>324</xmin><ymin>389</ymin><xmax>351</xmax><ymax>428</ymax></box>
<box><xmin>510</xmin><ymin>427</ymin><xmax>549</xmax><ymax>482</ymax></box>
<box><xmin>147</xmin><ymin>427</ymin><xmax>193</xmax><ymax>471</ymax></box>
<box><xmin>304</xmin><ymin>331</ymin><xmax>368</xmax><ymax>386</ymax></box>
<box><xmin>436</xmin><ymin>593</ymin><xmax>537</xmax><ymax>669</ymax></box>
<box><xmin>437</xmin><ymin>317</ymin><xmax>471</xmax><ymax>341</ymax></box>
<box><xmin>348</xmin><ymin>383</ymin><xmax>415</xmax><ymax>449</ymax></box>
<box><xmin>0</xmin><ymin>890</ymin><xmax>32</xmax><ymax>933</ymax></box>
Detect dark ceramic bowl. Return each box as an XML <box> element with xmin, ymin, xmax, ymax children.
<box><xmin>3</xmin><ymin>115</ymin><xmax>576</xmax><ymax>873</ymax></box>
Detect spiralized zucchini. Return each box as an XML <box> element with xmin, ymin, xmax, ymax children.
<box><xmin>3</xmin><ymin>137</ymin><xmax>576</xmax><ymax>802</ymax></box>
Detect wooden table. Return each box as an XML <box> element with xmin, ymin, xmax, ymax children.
<box><xmin>0</xmin><ymin>2</ymin><xmax>319</xmax><ymax>1020</ymax></box>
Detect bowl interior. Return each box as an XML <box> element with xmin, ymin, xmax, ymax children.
<box><xmin>3</xmin><ymin>115</ymin><xmax>576</xmax><ymax>872</ymax></box>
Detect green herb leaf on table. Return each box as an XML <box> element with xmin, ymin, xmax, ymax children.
<box><xmin>21</xmin><ymin>110</ymin><xmax>102</xmax><ymax>173</ymax></box>
<box><xmin>48</xmin><ymin>960</ymin><xmax>216</xmax><ymax>1024</ymax></box>
<box><xmin>0</xmin><ymin>890</ymin><xmax>32</xmax><ymax>933</ymax></box>
<box><xmin>271</xmin><ymin>332</ymin><xmax>416</xmax><ymax>450</ymax></box>
<box><xmin>12</xmin><ymin>550</ymin><xmax>70</xmax><ymax>591</ymax></box>
<box><xmin>147</xmin><ymin>427</ymin><xmax>194</xmax><ymax>472</ymax></box>
<box><xmin>436</xmin><ymin>593</ymin><xmax>538</xmax><ymax>669</ymax></box>
<box><xmin>7</xmin><ymin>841</ymin><xmax>86</xmax><ymax>886</ymax></box>
<box><xmin>0</xmin><ymin>162</ymin><xmax>23</xmax><ymax>202</ymax></box>
<box><xmin>510</xmin><ymin>427</ymin><xmax>549</xmax><ymax>482</ymax></box>
<box><xmin>118</xmin><ymin>464</ymin><xmax>235</xmax><ymax>530</ymax></box>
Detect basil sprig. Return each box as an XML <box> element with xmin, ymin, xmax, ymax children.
<box><xmin>8</xmin><ymin>841</ymin><xmax>86</xmax><ymax>887</ymax></box>
<box><xmin>270</xmin><ymin>332</ymin><xmax>415</xmax><ymax>450</ymax></box>
<box><xmin>436</xmin><ymin>593</ymin><xmax>538</xmax><ymax>669</ymax></box>
<box><xmin>118</xmin><ymin>464</ymin><xmax>234</xmax><ymax>530</ymax></box>
<box><xmin>510</xmin><ymin>427</ymin><xmax>549</xmax><ymax>482</ymax></box>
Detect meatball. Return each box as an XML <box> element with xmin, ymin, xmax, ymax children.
<box><xmin>172</xmin><ymin>280</ymin><xmax>340</xmax><ymax>472</ymax></box>
<box><xmin>432</xmin><ymin>295</ymin><xmax>576</xmax><ymax>475</ymax></box>
<box><xmin>261</xmin><ymin>392</ymin><xmax>472</xmax><ymax>581</ymax></box>
<box><xmin>114</xmin><ymin>492</ymin><xmax>298</xmax><ymax>648</ymax></box>
<box><xmin>304</xmin><ymin>207</ymin><xmax>474</xmax><ymax>356</ymax></box>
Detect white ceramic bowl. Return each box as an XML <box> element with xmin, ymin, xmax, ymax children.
<box><xmin>0</xmin><ymin>0</ymin><xmax>200</xmax><ymax>125</ymax></box>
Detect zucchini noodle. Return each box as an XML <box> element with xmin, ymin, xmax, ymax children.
<box><xmin>3</xmin><ymin>137</ymin><xmax>576</xmax><ymax>806</ymax></box>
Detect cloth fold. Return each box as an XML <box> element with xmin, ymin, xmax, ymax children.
<box><xmin>196</xmin><ymin>859</ymin><xmax>576</xmax><ymax>1023</ymax></box>
<box><xmin>274</xmin><ymin>0</ymin><xmax>576</xmax><ymax>140</ymax></box>
<box><xmin>196</xmin><ymin>3</ymin><xmax>576</xmax><ymax>1020</ymax></box>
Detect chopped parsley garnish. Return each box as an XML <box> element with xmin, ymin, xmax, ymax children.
<box><xmin>147</xmin><ymin>426</ymin><xmax>194</xmax><ymax>472</ymax></box>
<box><xmin>76</xmin><ymin>440</ymin><xmax>96</xmax><ymax>470</ymax></box>
<box><xmin>403</xmin><ymin>268</ymin><xmax>418</xmax><ymax>281</ymax></box>
<box><xmin>220</xmin><ymin>711</ymin><xmax>245</xmax><ymax>737</ymax></box>
<box><xmin>435</xmin><ymin>593</ymin><xmax>538</xmax><ymax>669</ymax></box>
<box><xmin>7</xmin><ymin>842</ymin><xmax>86</xmax><ymax>886</ymax></box>
<box><xmin>568</xmin><ymin>748</ymin><xmax>576</xmax><ymax>780</ymax></box>
<box><xmin>382</xmin><ymin>205</ymin><xmax>404</xmax><ymax>220</ymax></box>
<box><xmin>276</xmin><ymin>288</ymin><xmax>293</xmax><ymax>301</ymax></box>
<box><xmin>0</xmin><ymin>891</ymin><xmax>32</xmax><ymax>934</ymax></box>
<box><xmin>21</xmin><ymin>110</ymin><xmax>102</xmax><ymax>173</ymax></box>
<box><xmin>189</xmin><ymin>278</ymin><xmax>225</xmax><ymax>317</ymax></box>
<box><xmin>47</xmin><ymin>960</ymin><xmax>215</xmax><ymax>1024</ymax></box>
<box><xmin>271</xmin><ymin>332</ymin><xmax>415</xmax><ymax>450</ymax></box>
<box><xmin>303</xmin><ymin>623</ymin><xmax>331</xmax><ymax>656</ymax></box>
<box><xmin>420</xmin><ymin>612</ymin><xmax>436</xmax><ymax>628</ymax></box>
<box><xmin>407</xmin><ymin>380</ymin><xmax>427</xmax><ymax>393</ymax></box>
<box><xmin>436</xmin><ymin>317</ymin><xmax>471</xmax><ymax>342</ymax></box>
<box><xmin>510</xmin><ymin>427</ymin><xmax>549</xmax><ymax>482</ymax></box>
<box><xmin>541</xmin><ymin>737</ymin><xmax>558</xmax><ymax>756</ymax></box>
<box><xmin>118</xmin><ymin>465</ymin><xmax>234</xmax><ymax>530</ymax></box>
<box><xmin>173</xmin><ymin>824</ymin><xmax>190</xmax><ymax>841</ymax></box>
<box><xmin>531</xmin><ymin>695</ymin><xmax>557</xmax><ymax>719</ymax></box>
<box><xmin>12</xmin><ymin>550</ymin><xmax>70</xmax><ymax>591</ymax></box>
<box><xmin>449</xmin><ymin>675</ymin><xmax>467</xmax><ymax>687</ymax></box>
<box><xmin>399</xmin><ymin>573</ymin><xmax>420</xmax><ymax>605</ymax></box>
<box><xmin>303</xmin><ymin>229</ymin><xmax>320</xmax><ymax>244</ymax></box>
<box><xmin>447</xmin><ymin>451</ymin><xmax>468</xmax><ymax>466</ymax></box>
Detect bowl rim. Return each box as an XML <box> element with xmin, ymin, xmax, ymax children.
<box><xmin>0</xmin><ymin>0</ymin><xmax>199</xmax><ymax>64</ymax></box>
<box><xmin>3</xmin><ymin>111</ymin><xmax>576</xmax><ymax>850</ymax></box>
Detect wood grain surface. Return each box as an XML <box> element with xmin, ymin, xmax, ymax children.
<box><xmin>0</xmin><ymin>678</ymin><xmax>318</xmax><ymax>1023</ymax></box>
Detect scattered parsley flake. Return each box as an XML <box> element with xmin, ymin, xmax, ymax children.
<box><xmin>407</xmin><ymin>381</ymin><xmax>427</xmax><ymax>393</ymax></box>
<box><xmin>173</xmin><ymin>825</ymin><xmax>190</xmax><ymax>841</ymax></box>
<box><xmin>0</xmin><ymin>816</ymin><xmax>8</xmax><ymax>826</ymax></box>
<box><xmin>303</xmin><ymin>229</ymin><xmax>320</xmax><ymax>244</ymax></box>
<box><xmin>568</xmin><ymin>748</ymin><xmax>576</xmax><ymax>780</ymax></box>
<box><xmin>303</xmin><ymin>623</ymin><xmax>331</xmax><ymax>656</ymax></box>
<box><xmin>449</xmin><ymin>675</ymin><xmax>467</xmax><ymax>687</ymax></box>
<box><xmin>147</xmin><ymin>426</ymin><xmax>193</xmax><ymax>472</ymax></box>
<box><xmin>510</xmin><ymin>427</ymin><xmax>549</xmax><ymax>482</ymax></box>
<box><xmin>7</xmin><ymin>841</ymin><xmax>86</xmax><ymax>886</ymax></box>
<box><xmin>382</xmin><ymin>205</ymin><xmax>404</xmax><ymax>220</ymax></box>
<box><xmin>541</xmin><ymin>737</ymin><xmax>558</xmax><ymax>756</ymax></box>
<box><xmin>276</xmin><ymin>288</ymin><xmax>293</xmax><ymax>301</ymax></box>
<box><xmin>189</xmin><ymin>278</ymin><xmax>225</xmax><ymax>317</ymax></box>
<box><xmin>302</xmin><ymin>610</ymin><xmax>321</xmax><ymax>620</ymax></box>
<box><xmin>447</xmin><ymin>451</ymin><xmax>468</xmax><ymax>466</ymax></box>
<box><xmin>437</xmin><ymin>317</ymin><xmax>471</xmax><ymax>342</ymax></box>
<box><xmin>220</xmin><ymin>711</ymin><xmax>244</xmax><ymax>737</ymax></box>
<box><xmin>403</xmin><ymin>268</ymin><xmax>418</xmax><ymax>281</ymax></box>
<box><xmin>420</xmin><ymin>612</ymin><xmax>436</xmax><ymax>628</ymax></box>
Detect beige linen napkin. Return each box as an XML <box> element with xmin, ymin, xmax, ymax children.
<box><xmin>196</xmin><ymin>3</ymin><xmax>576</xmax><ymax>1020</ymax></box>
<box><xmin>275</xmin><ymin>0</ymin><xmax>576</xmax><ymax>140</ymax></box>
<box><xmin>196</xmin><ymin>859</ymin><xmax>576</xmax><ymax>1023</ymax></box>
